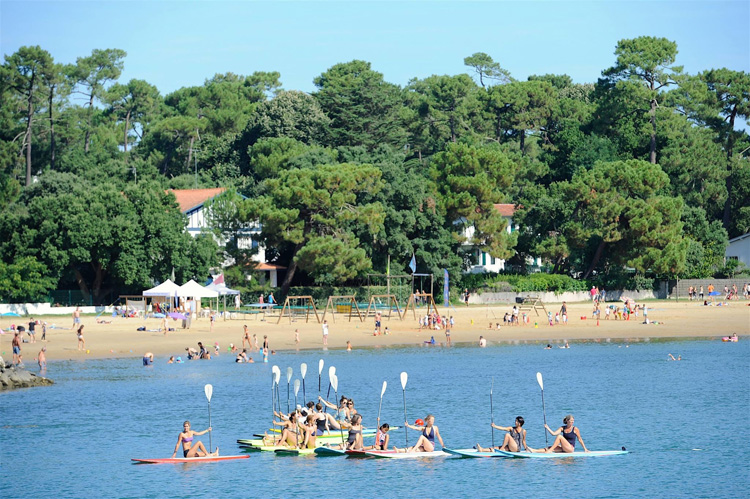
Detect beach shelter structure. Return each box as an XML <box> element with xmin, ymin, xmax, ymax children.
<box><xmin>176</xmin><ymin>280</ymin><xmax>219</xmax><ymax>298</ymax></box>
<box><xmin>142</xmin><ymin>279</ymin><xmax>180</xmax><ymax>297</ymax></box>
<box><xmin>206</xmin><ymin>282</ymin><xmax>241</xmax><ymax>319</ymax></box>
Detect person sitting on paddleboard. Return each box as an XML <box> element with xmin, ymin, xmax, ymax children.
<box><xmin>476</xmin><ymin>416</ymin><xmax>529</xmax><ymax>453</ymax></box>
<box><xmin>395</xmin><ymin>415</ymin><xmax>444</xmax><ymax>453</ymax></box>
<box><xmin>272</xmin><ymin>412</ymin><xmax>303</xmax><ymax>448</ymax></box>
<box><xmin>172</xmin><ymin>421</ymin><xmax>217</xmax><ymax>458</ymax></box>
<box><xmin>541</xmin><ymin>414</ymin><xmax>589</xmax><ymax>453</ymax></box>
<box><xmin>366</xmin><ymin>422</ymin><xmax>390</xmax><ymax>450</ymax></box>
<box><xmin>319</xmin><ymin>395</ymin><xmax>351</xmax><ymax>423</ymax></box>
<box><xmin>331</xmin><ymin>414</ymin><xmax>364</xmax><ymax>450</ymax></box>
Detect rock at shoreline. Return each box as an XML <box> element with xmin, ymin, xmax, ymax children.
<box><xmin>0</xmin><ymin>359</ymin><xmax>54</xmax><ymax>391</ymax></box>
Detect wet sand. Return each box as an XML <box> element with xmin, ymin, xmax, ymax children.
<box><xmin>2</xmin><ymin>300</ymin><xmax>748</xmax><ymax>363</ymax></box>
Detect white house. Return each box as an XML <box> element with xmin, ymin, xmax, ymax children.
<box><xmin>170</xmin><ymin>188</ymin><xmax>284</xmax><ymax>286</ymax></box>
<box><xmin>726</xmin><ymin>233</ymin><xmax>750</xmax><ymax>268</ymax></box>
<box><xmin>461</xmin><ymin>203</ymin><xmax>540</xmax><ymax>274</ymax></box>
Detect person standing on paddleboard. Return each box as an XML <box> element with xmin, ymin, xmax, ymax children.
<box><xmin>172</xmin><ymin>421</ymin><xmax>217</xmax><ymax>458</ymax></box>
<box><xmin>395</xmin><ymin>415</ymin><xmax>444</xmax><ymax>453</ymax></box>
<box><xmin>541</xmin><ymin>415</ymin><xmax>589</xmax><ymax>453</ymax></box>
<box><xmin>476</xmin><ymin>416</ymin><xmax>530</xmax><ymax>453</ymax></box>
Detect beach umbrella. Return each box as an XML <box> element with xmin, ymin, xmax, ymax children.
<box><xmin>1</xmin><ymin>312</ymin><xmax>20</xmax><ymax>317</ymax></box>
<box><xmin>168</xmin><ymin>312</ymin><xmax>187</xmax><ymax>320</ymax></box>
<box><xmin>708</xmin><ymin>291</ymin><xmax>721</xmax><ymax>296</ymax></box>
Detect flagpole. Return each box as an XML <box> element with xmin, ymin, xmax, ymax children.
<box><xmin>387</xmin><ymin>255</ymin><xmax>390</xmax><ymax>295</ymax></box>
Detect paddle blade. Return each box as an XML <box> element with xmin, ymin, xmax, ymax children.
<box><xmin>286</xmin><ymin>367</ymin><xmax>293</xmax><ymax>383</ymax></box>
<box><xmin>273</xmin><ymin>366</ymin><xmax>281</xmax><ymax>385</ymax></box>
<box><xmin>294</xmin><ymin>379</ymin><xmax>300</xmax><ymax>396</ymax></box>
<box><xmin>300</xmin><ymin>363</ymin><xmax>307</xmax><ymax>378</ymax></box>
<box><xmin>318</xmin><ymin>359</ymin><xmax>324</xmax><ymax>375</ymax></box>
<box><xmin>381</xmin><ymin>381</ymin><xmax>387</xmax><ymax>397</ymax></box>
<box><xmin>536</xmin><ymin>372</ymin><xmax>544</xmax><ymax>390</ymax></box>
<box><xmin>400</xmin><ymin>372</ymin><xmax>408</xmax><ymax>390</ymax></box>
<box><xmin>204</xmin><ymin>384</ymin><xmax>213</xmax><ymax>402</ymax></box>
<box><xmin>330</xmin><ymin>374</ymin><xmax>338</xmax><ymax>392</ymax></box>
<box><xmin>328</xmin><ymin>366</ymin><xmax>336</xmax><ymax>379</ymax></box>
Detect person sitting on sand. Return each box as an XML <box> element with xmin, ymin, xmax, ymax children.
<box><xmin>172</xmin><ymin>421</ymin><xmax>217</xmax><ymax>458</ymax></box>
<box><xmin>476</xmin><ymin>416</ymin><xmax>529</xmax><ymax>453</ymax></box>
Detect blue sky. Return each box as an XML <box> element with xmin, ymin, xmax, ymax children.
<box><xmin>2</xmin><ymin>0</ymin><xmax>748</xmax><ymax>96</ymax></box>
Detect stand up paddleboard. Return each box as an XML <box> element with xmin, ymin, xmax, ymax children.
<box><xmin>443</xmin><ymin>448</ymin><xmax>506</xmax><ymax>458</ymax></box>
<box><xmin>363</xmin><ymin>450</ymin><xmax>448</xmax><ymax>459</ymax></box>
<box><xmin>274</xmin><ymin>448</ymin><xmax>317</xmax><ymax>456</ymax></box>
<box><xmin>314</xmin><ymin>447</ymin><xmax>347</xmax><ymax>456</ymax></box>
<box><xmin>132</xmin><ymin>455</ymin><xmax>249</xmax><ymax>464</ymax></box>
<box><xmin>495</xmin><ymin>449</ymin><xmax>628</xmax><ymax>458</ymax></box>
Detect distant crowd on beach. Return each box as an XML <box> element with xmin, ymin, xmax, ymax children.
<box><xmin>685</xmin><ymin>283</ymin><xmax>749</xmax><ymax>305</ymax></box>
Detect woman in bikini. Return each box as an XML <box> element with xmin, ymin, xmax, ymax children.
<box><xmin>330</xmin><ymin>414</ymin><xmax>364</xmax><ymax>450</ymax></box>
<box><xmin>541</xmin><ymin>414</ymin><xmax>589</xmax><ymax>453</ymax></box>
<box><xmin>395</xmin><ymin>415</ymin><xmax>444</xmax><ymax>452</ymax></box>
<box><xmin>272</xmin><ymin>412</ymin><xmax>302</xmax><ymax>448</ymax></box>
<box><xmin>172</xmin><ymin>421</ymin><xmax>217</xmax><ymax>458</ymax></box>
<box><xmin>476</xmin><ymin>416</ymin><xmax>529</xmax><ymax>452</ymax></box>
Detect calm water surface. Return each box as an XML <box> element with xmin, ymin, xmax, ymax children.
<box><xmin>2</xmin><ymin>338</ymin><xmax>749</xmax><ymax>498</ymax></box>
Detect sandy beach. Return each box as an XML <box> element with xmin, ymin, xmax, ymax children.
<box><xmin>2</xmin><ymin>300</ymin><xmax>748</xmax><ymax>363</ymax></box>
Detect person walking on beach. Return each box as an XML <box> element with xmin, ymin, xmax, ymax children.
<box><xmin>540</xmin><ymin>415</ymin><xmax>589</xmax><ymax>453</ymax></box>
<box><xmin>476</xmin><ymin>416</ymin><xmax>529</xmax><ymax>453</ymax></box>
<box><xmin>77</xmin><ymin>325</ymin><xmax>85</xmax><ymax>351</ymax></box>
<box><xmin>161</xmin><ymin>315</ymin><xmax>169</xmax><ymax>336</ymax></box>
<box><xmin>559</xmin><ymin>302</ymin><xmax>568</xmax><ymax>325</ymax></box>
<box><xmin>172</xmin><ymin>421</ymin><xmax>217</xmax><ymax>458</ymax></box>
<box><xmin>464</xmin><ymin>288</ymin><xmax>470</xmax><ymax>306</ymax></box>
<box><xmin>71</xmin><ymin>306</ymin><xmax>81</xmax><ymax>330</ymax></box>
<box><xmin>12</xmin><ymin>332</ymin><xmax>22</xmax><ymax>365</ymax></box>
<box><xmin>295</xmin><ymin>329</ymin><xmax>300</xmax><ymax>344</ymax></box>
<box><xmin>242</xmin><ymin>325</ymin><xmax>251</xmax><ymax>348</ymax></box>
<box><xmin>322</xmin><ymin>320</ymin><xmax>329</xmax><ymax>346</ymax></box>
<box><xmin>28</xmin><ymin>319</ymin><xmax>36</xmax><ymax>343</ymax></box>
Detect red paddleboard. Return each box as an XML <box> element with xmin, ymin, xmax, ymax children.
<box><xmin>132</xmin><ymin>455</ymin><xmax>249</xmax><ymax>464</ymax></box>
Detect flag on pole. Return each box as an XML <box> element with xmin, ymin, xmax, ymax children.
<box><xmin>409</xmin><ymin>253</ymin><xmax>417</xmax><ymax>273</ymax></box>
<box><xmin>170</xmin><ymin>267</ymin><xmax>175</xmax><ymax>282</ymax></box>
<box><xmin>213</xmin><ymin>273</ymin><xmax>225</xmax><ymax>285</ymax></box>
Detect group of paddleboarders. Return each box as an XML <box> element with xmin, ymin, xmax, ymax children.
<box><xmin>475</xmin><ymin>414</ymin><xmax>589</xmax><ymax>454</ymax></box>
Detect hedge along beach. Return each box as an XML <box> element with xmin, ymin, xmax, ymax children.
<box><xmin>2</xmin><ymin>300</ymin><xmax>747</xmax><ymax>363</ymax></box>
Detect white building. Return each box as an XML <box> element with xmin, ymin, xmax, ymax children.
<box><xmin>461</xmin><ymin>203</ymin><xmax>540</xmax><ymax>274</ymax></box>
<box><xmin>170</xmin><ymin>188</ymin><xmax>284</xmax><ymax>286</ymax></box>
<box><xmin>726</xmin><ymin>233</ymin><xmax>750</xmax><ymax>268</ymax></box>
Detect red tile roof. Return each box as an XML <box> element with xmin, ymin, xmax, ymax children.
<box><xmin>169</xmin><ymin>188</ymin><xmax>227</xmax><ymax>213</ymax></box>
<box><xmin>494</xmin><ymin>203</ymin><xmax>516</xmax><ymax>217</ymax></box>
<box><xmin>253</xmin><ymin>263</ymin><xmax>287</xmax><ymax>270</ymax></box>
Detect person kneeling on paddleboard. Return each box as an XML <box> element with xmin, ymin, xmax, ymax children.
<box><xmin>541</xmin><ymin>414</ymin><xmax>589</xmax><ymax>453</ymax></box>
<box><xmin>476</xmin><ymin>416</ymin><xmax>529</xmax><ymax>453</ymax></box>
<box><xmin>394</xmin><ymin>415</ymin><xmax>444</xmax><ymax>453</ymax></box>
<box><xmin>172</xmin><ymin>421</ymin><xmax>218</xmax><ymax>458</ymax></box>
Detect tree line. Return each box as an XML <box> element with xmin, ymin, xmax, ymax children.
<box><xmin>1</xmin><ymin>37</ymin><xmax>748</xmax><ymax>303</ymax></box>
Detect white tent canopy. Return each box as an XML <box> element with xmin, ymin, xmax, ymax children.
<box><xmin>206</xmin><ymin>282</ymin><xmax>240</xmax><ymax>296</ymax></box>
<box><xmin>143</xmin><ymin>279</ymin><xmax>180</xmax><ymax>297</ymax></box>
<box><xmin>177</xmin><ymin>279</ymin><xmax>219</xmax><ymax>298</ymax></box>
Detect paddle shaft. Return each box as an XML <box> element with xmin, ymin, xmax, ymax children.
<box><xmin>402</xmin><ymin>389</ymin><xmax>408</xmax><ymax>447</ymax></box>
<box><xmin>302</xmin><ymin>379</ymin><xmax>306</xmax><ymax>403</ymax></box>
<box><xmin>490</xmin><ymin>379</ymin><xmax>495</xmax><ymax>448</ymax></box>
<box><xmin>541</xmin><ymin>389</ymin><xmax>548</xmax><ymax>446</ymax></box>
<box><xmin>207</xmin><ymin>401</ymin><xmax>213</xmax><ymax>452</ymax></box>
<box><xmin>324</xmin><ymin>382</ymin><xmax>331</xmax><ymax>413</ymax></box>
<box><xmin>287</xmin><ymin>380</ymin><xmax>290</xmax><ymax>414</ymax></box>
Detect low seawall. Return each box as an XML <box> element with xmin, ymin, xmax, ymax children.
<box><xmin>471</xmin><ymin>288</ymin><xmax>664</xmax><ymax>304</ymax></box>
